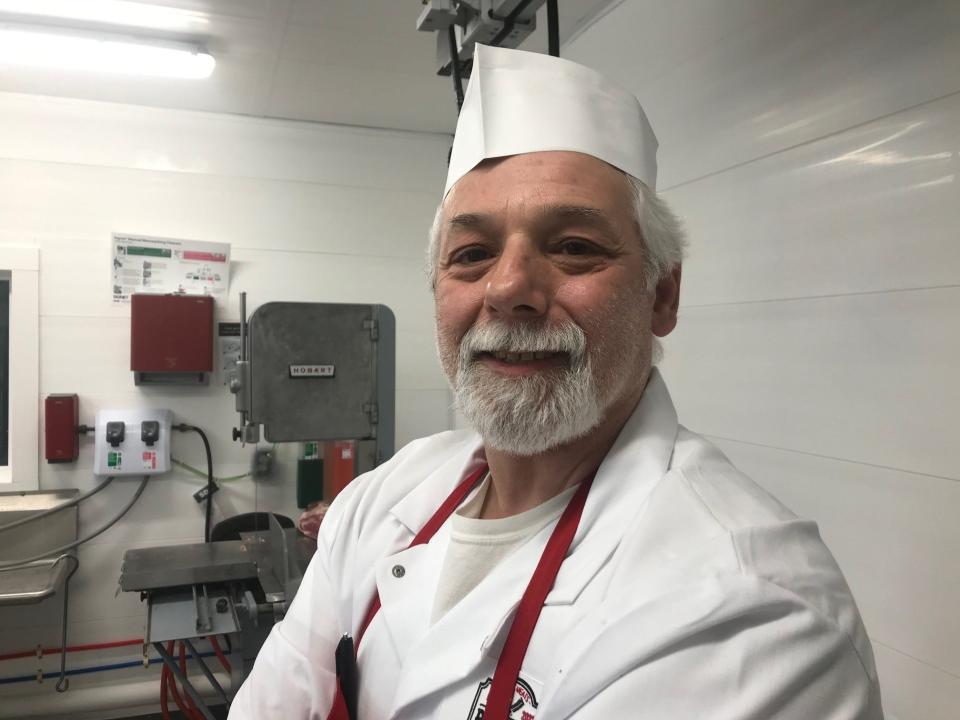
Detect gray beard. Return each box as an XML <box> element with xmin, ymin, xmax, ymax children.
<box><xmin>448</xmin><ymin>322</ymin><xmax>604</xmax><ymax>456</ymax></box>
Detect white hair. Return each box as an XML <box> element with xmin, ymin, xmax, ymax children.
<box><xmin>625</xmin><ymin>176</ymin><xmax>687</xmax><ymax>291</ymax></box>
<box><xmin>425</xmin><ymin>172</ymin><xmax>687</xmax><ymax>292</ymax></box>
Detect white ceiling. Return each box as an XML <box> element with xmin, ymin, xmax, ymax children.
<box><xmin>0</xmin><ymin>0</ymin><xmax>617</xmax><ymax>134</ymax></box>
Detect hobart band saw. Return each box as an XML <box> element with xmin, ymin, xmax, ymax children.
<box><xmin>120</xmin><ymin>297</ymin><xmax>395</xmax><ymax>717</ymax></box>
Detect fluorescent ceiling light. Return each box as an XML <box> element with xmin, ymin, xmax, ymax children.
<box><xmin>0</xmin><ymin>0</ymin><xmax>209</xmax><ymax>33</ymax></box>
<box><xmin>0</xmin><ymin>26</ymin><xmax>215</xmax><ymax>79</ymax></box>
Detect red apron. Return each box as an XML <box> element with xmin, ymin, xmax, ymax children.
<box><xmin>329</xmin><ymin>464</ymin><xmax>594</xmax><ymax>720</ymax></box>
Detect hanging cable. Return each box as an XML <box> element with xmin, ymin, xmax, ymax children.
<box><xmin>0</xmin><ymin>476</ymin><xmax>115</xmax><ymax>534</ymax></box>
<box><xmin>174</xmin><ymin>424</ymin><xmax>215</xmax><ymax>543</ymax></box>
<box><xmin>0</xmin><ymin>475</ymin><xmax>150</xmax><ymax>569</ymax></box>
<box><xmin>447</xmin><ymin>24</ymin><xmax>465</xmax><ymax>112</ymax></box>
<box><xmin>547</xmin><ymin>0</ymin><xmax>560</xmax><ymax>57</ymax></box>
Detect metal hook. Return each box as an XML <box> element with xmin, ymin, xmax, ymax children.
<box><xmin>54</xmin><ymin>554</ymin><xmax>80</xmax><ymax>694</ymax></box>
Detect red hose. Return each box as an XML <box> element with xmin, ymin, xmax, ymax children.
<box><xmin>178</xmin><ymin>642</ymin><xmax>190</xmax><ymax>714</ymax></box>
<box><xmin>0</xmin><ymin>638</ymin><xmax>144</xmax><ymax>662</ymax></box>
<box><xmin>160</xmin><ymin>661</ymin><xmax>171</xmax><ymax>720</ymax></box>
<box><xmin>164</xmin><ymin>642</ymin><xmax>194</xmax><ymax>720</ymax></box>
<box><xmin>209</xmin><ymin>635</ymin><xmax>231</xmax><ymax>674</ymax></box>
<box><xmin>164</xmin><ymin>664</ymin><xmax>191</xmax><ymax>718</ymax></box>
<box><xmin>178</xmin><ymin>641</ymin><xmax>204</xmax><ymax>720</ymax></box>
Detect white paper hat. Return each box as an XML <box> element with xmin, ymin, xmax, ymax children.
<box><xmin>444</xmin><ymin>44</ymin><xmax>658</xmax><ymax>196</ymax></box>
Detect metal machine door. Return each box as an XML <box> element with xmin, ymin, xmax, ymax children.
<box><xmin>246</xmin><ymin>302</ymin><xmax>394</xmax><ymax>448</ymax></box>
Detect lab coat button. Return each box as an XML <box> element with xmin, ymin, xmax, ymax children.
<box><xmin>392</xmin><ymin>564</ymin><xmax>406</xmax><ymax>578</ymax></box>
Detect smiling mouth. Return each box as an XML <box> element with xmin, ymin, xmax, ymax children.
<box><xmin>476</xmin><ymin>350</ymin><xmax>568</xmax><ymax>365</ymax></box>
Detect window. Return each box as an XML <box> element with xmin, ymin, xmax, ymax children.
<box><xmin>0</xmin><ymin>247</ymin><xmax>39</xmax><ymax>491</ymax></box>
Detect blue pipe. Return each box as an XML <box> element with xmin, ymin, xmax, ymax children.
<box><xmin>0</xmin><ymin>650</ymin><xmax>218</xmax><ymax>685</ymax></box>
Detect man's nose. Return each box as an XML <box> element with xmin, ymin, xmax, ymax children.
<box><xmin>484</xmin><ymin>239</ymin><xmax>548</xmax><ymax>319</ymax></box>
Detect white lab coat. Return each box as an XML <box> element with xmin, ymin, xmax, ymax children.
<box><xmin>230</xmin><ymin>370</ymin><xmax>883</xmax><ymax>719</ymax></box>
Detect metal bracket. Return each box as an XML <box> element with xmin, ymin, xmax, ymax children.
<box><xmin>231</xmin><ymin>361</ymin><xmax>251</xmax><ymax>413</ymax></box>
<box><xmin>193</xmin><ymin>584</ymin><xmax>213</xmax><ymax>634</ymax></box>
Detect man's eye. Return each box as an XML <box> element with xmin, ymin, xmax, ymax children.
<box><xmin>452</xmin><ymin>247</ymin><xmax>492</xmax><ymax>264</ymax></box>
<box><xmin>557</xmin><ymin>239</ymin><xmax>597</xmax><ymax>256</ymax></box>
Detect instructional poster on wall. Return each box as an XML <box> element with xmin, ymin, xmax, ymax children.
<box><xmin>111</xmin><ymin>233</ymin><xmax>231</xmax><ymax>303</ymax></box>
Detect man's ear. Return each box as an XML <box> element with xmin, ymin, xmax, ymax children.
<box><xmin>651</xmin><ymin>265</ymin><xmax>681</xmax><ymax>337</ymax></box>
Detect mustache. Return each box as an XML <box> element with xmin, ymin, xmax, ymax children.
<box><xmin>458</xmin><ymin>321</ymin><xmax>588</xmax><ymax>370</ymax></box>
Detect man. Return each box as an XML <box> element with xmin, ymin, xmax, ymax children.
<box><xmin>231</xmin><ymin>45</ymin><xmax>883</xmax><ymax>719</ymax></box>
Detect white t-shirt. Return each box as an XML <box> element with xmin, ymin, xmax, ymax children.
<box><xmin>431</xmin><ymin>474</ymin><xmax>579</xmax><ymax>624</ymax></box>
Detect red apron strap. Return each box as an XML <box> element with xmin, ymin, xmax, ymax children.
<box><xmin>483</xmin><ymin>475</ymin><xmax>594</xmax><ymax>720</ymax></box>
<box><xmin>327</xmin><ymin>678</ymin><xmax>352</xmax><ymax>720</ymax></box>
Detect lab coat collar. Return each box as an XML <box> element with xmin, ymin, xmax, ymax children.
<box><xmin>546</xmin><ymin>368</ymin><xmax>678</xmax><ymax>604</ymax></box>
<box><xmin>387</xmin><ymin>434</ymin><xmax>487</xmax><ymax>537</ymax></box>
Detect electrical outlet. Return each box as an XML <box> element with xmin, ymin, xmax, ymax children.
<box><xmin>93</xmin><ymin>409</ymin><xmax>173</xmax><ymax>477</ymax></box>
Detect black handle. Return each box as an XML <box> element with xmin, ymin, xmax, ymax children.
<box><xmin>335</xmin><ymin>634</ymin><xmax>359</xmax><ymax>720</ymax></box>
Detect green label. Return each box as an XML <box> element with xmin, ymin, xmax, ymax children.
<box><xmin>108</xmin><ymin>451</ymin><xmax>122</xmax><ymax>468</ymax></box>
<box><xmin>126</xmin><ymin>246</ymin><xmax>172</xmax><ymax>258</ymax></box>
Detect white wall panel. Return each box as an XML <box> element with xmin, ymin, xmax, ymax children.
<box><xmin>0</xmin><ymin>92</ymin><xmax>449</xmax><ymax>189</ymax></box>
<box><xmin>707</xmin><ymin>436</ymin><xmax>960</xmax><ymax>678</ymax></box>
<box><xmin>566</xmin><ymin>0</ymin><xmax>960</xmax><ymax>189</ymax></box>
<box><xmin>873</xmin><ymin>643</ymin><xmax>960</xmax><ymax>720</ymax></box>
<box><xmin>1</xmin><ymin>162</ymin><xmax>440</xmax><ymax>263</ymax></box>
<box><xmin>667</xmin><ymin>92</ymin><xmax>960</xmax><ymax>307</ymax></box>
<box><xmin>662</xmin><ymin>287</ymin><xmax>959</xmax><ymax>480</ymax></box>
